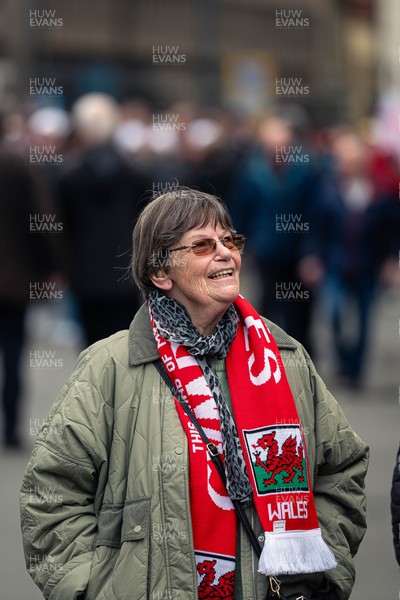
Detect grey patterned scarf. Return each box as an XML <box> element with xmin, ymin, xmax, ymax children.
<box><xmin>149</xmin><ymin>290</ymin><xmax>253</xmax><ymax>503</ymax></box>
<box><xmin>149</xmin><ymin>289</ymin><xmax>239</xmax><ymax>358</ymax></box>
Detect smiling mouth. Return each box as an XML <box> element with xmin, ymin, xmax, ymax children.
<box><xmin>208</xmin><ymin>269</ymin><xmax>234</xmax><ymax>280</ymax></box>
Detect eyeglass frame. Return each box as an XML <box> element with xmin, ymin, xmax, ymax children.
<box><xmin>167</xmin><ymin>233</ymin><xmax>246</xmax><ymax>256</ymax></box>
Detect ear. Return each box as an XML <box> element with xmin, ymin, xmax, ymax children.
<box><xmin>150</xmin><ymin>270</ymin><xmax>173</xmax><ymax>291</ymax></box>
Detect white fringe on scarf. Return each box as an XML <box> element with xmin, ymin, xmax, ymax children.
<box><xmin>258</xmin><ymin>528</ymin><xmax>337</xmax><ymax>576</ymax></box>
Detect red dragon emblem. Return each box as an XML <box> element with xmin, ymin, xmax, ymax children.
<box><xmin>252</xmin><ymin>431</ymin><xmax>304</xmax><ymax>487</ymax></box>
<box><xmin>197</xmin><ymin>559</ymin><xmax>235</xmax><ymax>599</ymax></box>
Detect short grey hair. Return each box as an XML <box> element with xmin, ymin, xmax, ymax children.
<box><xmin>132</xmin><ymin>188</ymin><xmax>234</xmax><ymax>299</ymax></box>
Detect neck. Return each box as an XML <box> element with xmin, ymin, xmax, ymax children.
<box><xmin>191</xmin><ymin>311</ymin><xmax>225</xmax><ymax>336</ymax></box>
<box><xmin>187</xmin><ymin>305</ymin><xmax>229</xmax><ymax>336</ymax></box>
<box><xmin>195</xmin><ymin>321</ymin><xmax>219</xmax><ymax>336</ymax></box>
<box><xmin>158</xmin><ymin>289</ymin><xmax>232</xmax><ymax>336</ymax></box>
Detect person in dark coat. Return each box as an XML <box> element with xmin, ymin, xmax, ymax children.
<box><xmin>0</xmin><ymin>117</ymin><xmax>59</xmax><ymax>447</ymax></box>
<box><xmin>228</xmin><ymin>117</ymin><xmax>324</xmax><ymax>355</ymax></box>
<box><xmin>57</xmin><ymin>93</ymin><xmax>151</xmax><ymax>345</ymax></box>
<box><xmin>181</xmin><ymin>116</ymin><xmax>244</xmax><ymax>201</ymax></box>
<box><xmin>391</xmin><ymin>445</ymin><xmax>400</xmax><ymax>566</ymax></box>
<box><xmin>318</xmin><ymin>130</ymin><xmax>399</xmax><ymax>386</ymax></box>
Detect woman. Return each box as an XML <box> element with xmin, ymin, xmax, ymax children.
<box><xmin>21</xmin><ymin>189</ymin><xmax>368</xmax><ymax>600</ymax></box>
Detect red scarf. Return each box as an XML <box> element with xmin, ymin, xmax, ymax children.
<box><xmin>150</xmin><ymin>295</ymin><xmax>336</xmax><ymax>599</ymax></box>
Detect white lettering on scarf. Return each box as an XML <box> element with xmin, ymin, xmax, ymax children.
<box><xmin>243</xmin><ymin>317</ymin><xmax>281</xmax><ymax>385</ymax></box>
<box><xmin>186</xmin><ymin>376</ymin><xmax>211</xmax><ymax>398</ymax></box>
<box><xmin>153</xmin><ymin>328</ymin><xmax>167</xmax><ymax>349</ymax></box>
<box><xmin>171</xmin><ymin>341</ymin><xmax>198</xmax><ymax>369</ymax></box>
<box><xmin>207</xmin><ymin>463</ymin><xmax>234</xmax><ymax>511</ymax></box>
<box><xmin>194</xmin><ymin>397</ymin><xmax>219</xmax><ymax>420</ymax></box>
<box><xmin>188</xmin><ymin>422</ymin><xmax>204</xmax><ymax>453</ymax></box>
<box><xmin>267</xmin><ymin>500</ymin><xmax>308</xmax><ymax>520</ymax></box>
<box><xmin>168</xmin><ymin>343</ymin><xmax>231</xmax><ymax>509</ymax></box>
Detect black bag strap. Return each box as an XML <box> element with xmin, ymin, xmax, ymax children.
<box><xmin>154</xmin><ymin>358</ymin><xmax>289</xmax><ymax>598</ymax></box>
<box><xmin>154</xmin><ymin>358</ymin><xmax>262</xmax><ymax>555</ymax></box>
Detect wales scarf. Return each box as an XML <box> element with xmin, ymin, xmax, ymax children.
<box><xmin>149</xmin><ymin>293</ymin><xmax>336</xmax><ymax>599</ymax></box>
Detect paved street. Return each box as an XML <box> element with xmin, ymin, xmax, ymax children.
<box><xmin>1</xmin><ymin>286</ymin><xmax>399</xmax><ymax>599</ymax></box>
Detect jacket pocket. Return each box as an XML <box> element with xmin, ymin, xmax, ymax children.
<box><xmin>121</xmin><ymin>497</ymin><xmax>151</xmax><ymax>543</ymax></box>
<box><xmin>96</xmin><ymin>498</ymin><xmax>151</xmax><ymax>548</ymax></box>
<box><xmin>96</xmin><ymin>504</ymin><xmax>124</xmax><ymax>548</ymax></box>
<box><xmin>111</xmin><ymin>497</ymin><xmax>152</xmax><ymax>600</ymax></box>
<box><xmin>90</xmin><ymin>498</ymin><xmax>152</xmax><ymax>600</ymax></box>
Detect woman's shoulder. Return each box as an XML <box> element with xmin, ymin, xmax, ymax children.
<box><xmin>261</xmin><ymin>316</ymin><xmax>303</xmax><ymax>353</ymax></box>
<box><xmin>76</xmin><ymin>329</ymin><xmax>131</xmax><ymax>373</ymax></box>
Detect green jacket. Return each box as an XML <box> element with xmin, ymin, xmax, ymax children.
<box><xmin>20</xmin><ymin>304</ymin><xmax>368</xmax><ymax>600</ymax></box>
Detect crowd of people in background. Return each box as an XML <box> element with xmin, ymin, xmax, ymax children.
<box><xmin>0</xmin><ymin>93</ymin><xmax>399</xmax><ymax>448</ymax></box>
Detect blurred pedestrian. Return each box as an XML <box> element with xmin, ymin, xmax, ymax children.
<box><xmin>0</xmin><ymin>113</ymin><xmax>59</xmax><ymax>448</ymax></box>
<box><xmin>181</xmin><ymin>114</ymin><xmax>242</xmax><ymax>200</ymax></box>
<box><xmin>228</xmin><ymin>116</ymin><xmax>324</xmax><ymax>354</ymax></box>
<box><xmin>367</xmin><ymin>146</ymin><xmax>400</xmax><ymax>287</ymax></box>
<box><xmin>27</xmin><ymin>106</ymin><xmax>71</xmax><ymax>197</ymax></box>
<box><xmin>319</xmin><ymin>129</ymin><xmax>398</xmax><ymax>386</ymax></box>
<box><xmin>57</xmin><ymin>93</ymin><xmax>151</xmax><ymax>345</ymax></box>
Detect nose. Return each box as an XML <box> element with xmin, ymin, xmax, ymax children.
<box><xmin>214</xmin><ymin>239</ymin><xmax>233</xmax><ymax>259</ymax></box>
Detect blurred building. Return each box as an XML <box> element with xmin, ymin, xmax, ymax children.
<box><xmin>0</xmin><ymin>0</ymin><xmax>389</xmax><ymax>123</ymax></box>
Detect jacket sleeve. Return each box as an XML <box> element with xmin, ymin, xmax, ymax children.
<box><xmin>20</xmin><ymin>346</ymin><xmax>111</xmax><ymax>600</ymax></box>
<box><xmin>308</xmin><ymin>357</ymin><xmax>369</xmax><ymax>600</ymax></box>
<box><xmin>391</xmin><ymin>445</ymin><xmax>400</xmax><ymax>566</ymax></box>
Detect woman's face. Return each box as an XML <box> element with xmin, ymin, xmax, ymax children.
<box><xmin>153</xmin><ymin>223</ymin><xmax>242</xmax><ymax>334</ymax></box>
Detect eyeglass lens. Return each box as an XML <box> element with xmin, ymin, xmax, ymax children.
<box><xmin>192</xmin><ymin>235</ymin><xmax>244</xmax><ymax>255</ymax></box>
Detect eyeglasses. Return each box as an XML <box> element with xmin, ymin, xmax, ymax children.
<box><xmin>168</xmin><ymin>233</ymin><xmax>246</xmax><ymax>256</ymax></box>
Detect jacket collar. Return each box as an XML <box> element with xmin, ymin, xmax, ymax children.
<box><xmin>128</xmin><ymin>302</ymin><xmax>297</xmax><ymax>367</ymax></box>
<box><xmin>129</xmin><ymin>303</ymin><xmax>160</xmax><ymax>366</ymax></box>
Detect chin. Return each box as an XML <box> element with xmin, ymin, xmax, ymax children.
<box><xmin>208</xmin><ymin>278</ymin><xmax>240</xmax><ymax>307</ymax></box>
<box><xmin>217</xmin><ymin>289</ymin><xmax>240</xmax><ymax>305</ymax></box>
